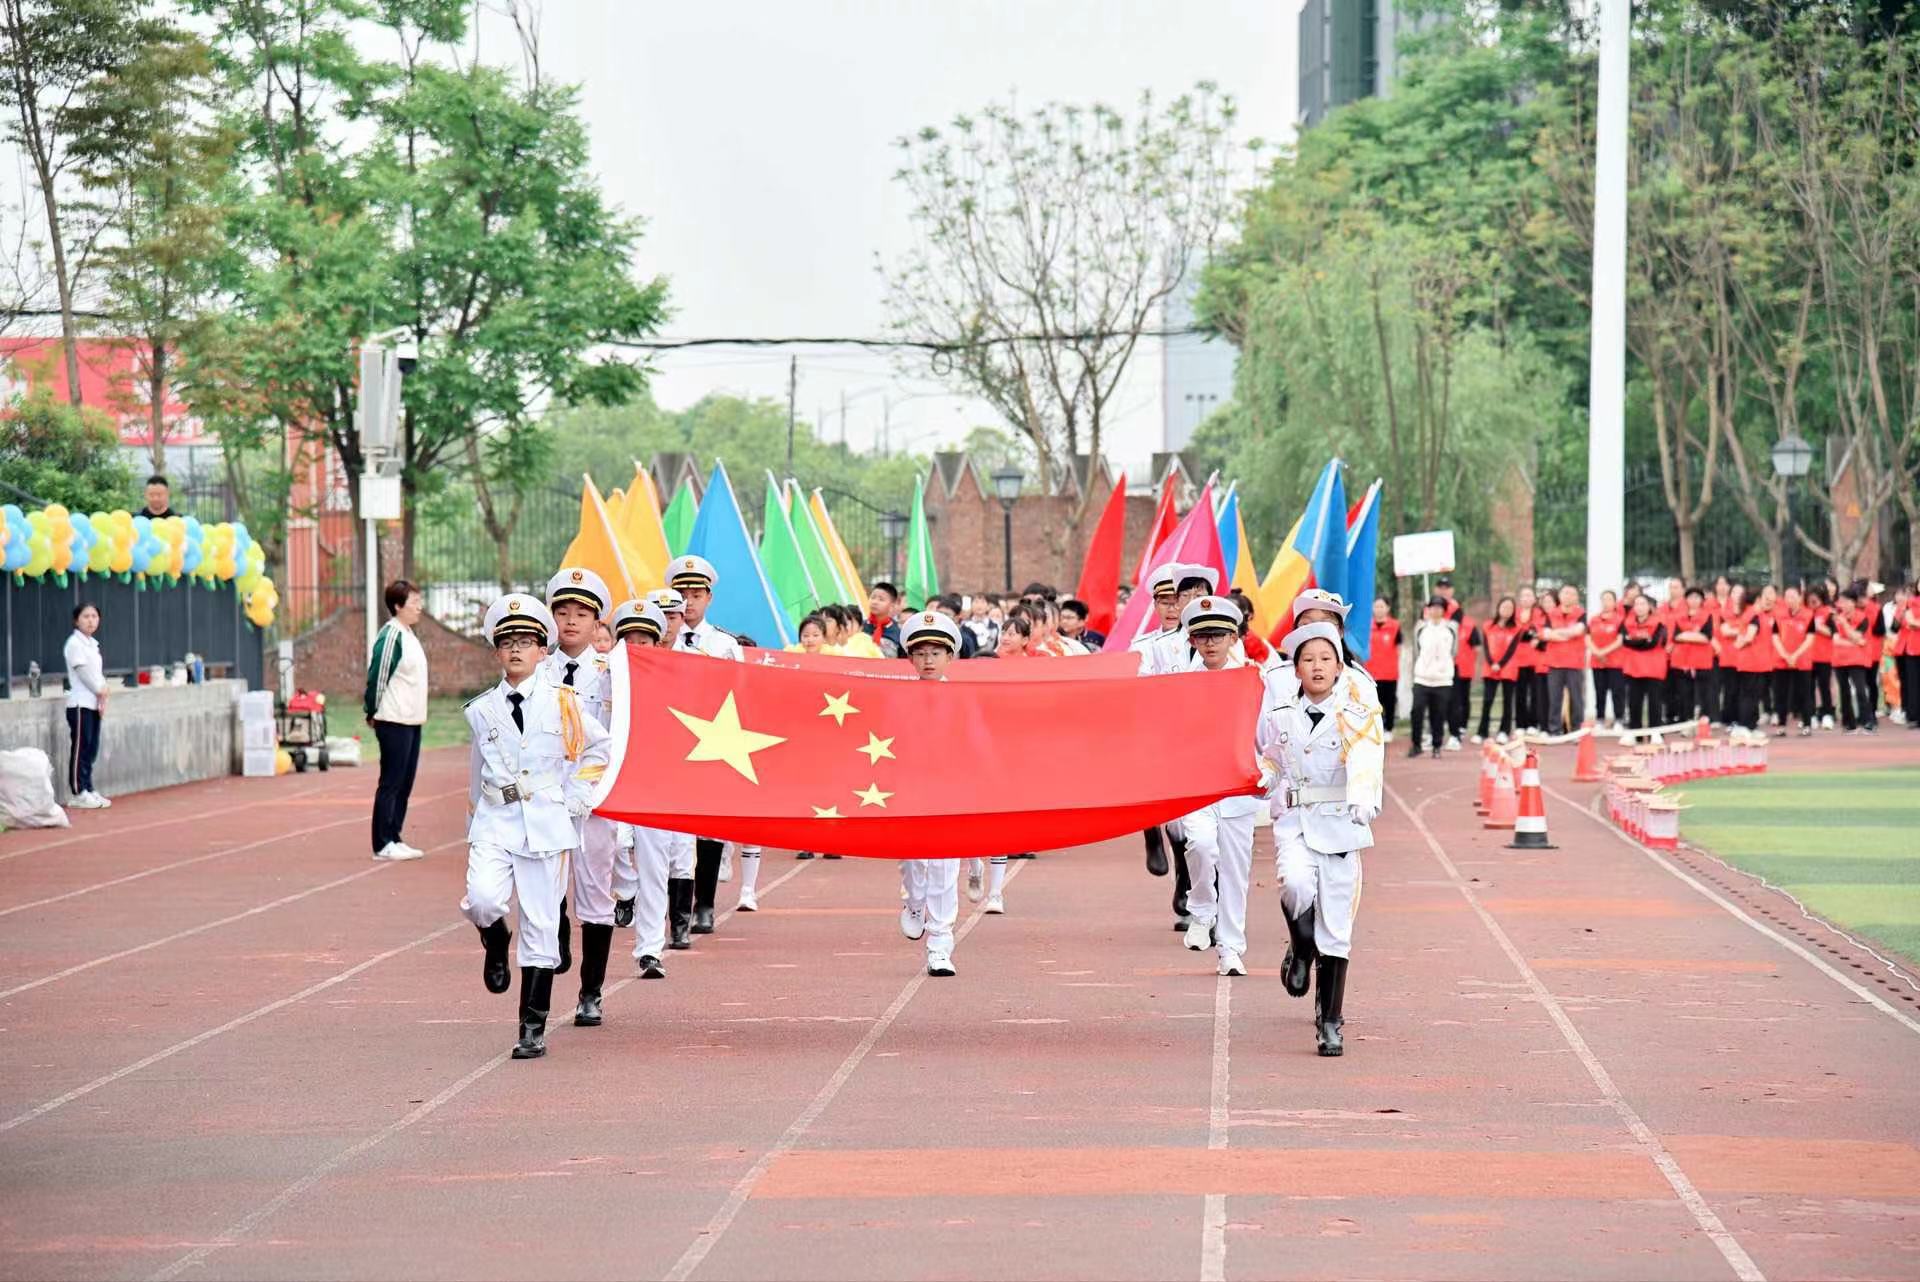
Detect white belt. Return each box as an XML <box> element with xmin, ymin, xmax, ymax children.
<box><xmin>481</xmin><ymin>774</ymin><xmax>559</xmax><ymax>806</ymax></box>
<box><xmin>1280</xmin><ymin>784</ymin><xmax>1347</xmax><ymax>808</ymax></box>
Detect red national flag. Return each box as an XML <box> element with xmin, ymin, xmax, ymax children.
<box><xmin>1074</xmin><ymin>471</ymin><xmax>1128</xmax><ymax>636</ymax></box>
<box><xmin>743</xmin><ymin>647</ymin><xmax>1143</xmax><ymax>681</ymax></box>
<box><xmin>594</xmin><ymin>647</ymin><xmax>1261</xmax><ymax>858</ymax></box>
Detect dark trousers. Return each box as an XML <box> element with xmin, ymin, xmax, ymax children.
<box><xmin>1666</xmin><ymin>670</ymin><xmax>1699</xmax><ymax>722</ymax></box>
<box><xmin>1731</xmin><ymin>671</ymin><xmax>1765</xmax><ymax>729</ymax></box>
<box><xmin>1811</xmin><ymin>662</ymin><xmax>1836</xmax><ymax>721</ymax></box>
<box><xmin>1172</xmin><ymin>831</ymin><xmax>1192</xmax><ymax>918</ymax></box>
<box><xmin>694</xmin><ymin>838</ymin><xmax>723</xmax><ymax>911</ymax></box>
<box><xmin>1902</xmin><ymin>654</ymin><xmax>1920</xmax><ymax>725</ymax></box>
<box><xmin>1379</xmin><ymin>679</ymin><xmax>1398</xmax><ymax>732</ymax></box>
<box><xmin>1707</xmin><ymin>662</ymin><xmax>1726</xmax><ymax>722</ymax></box>
<box><xmin>1593</xmin><ymin>668</ymin><xmax>1628</xmax><ymax>724</ymax></box>
<box><xmin>1838</xmin><ymin>666</ymin><xmax>1876</xmax><ymax>729</ymax></box>
<box><xmin>1410</xmin><ymin>684</ymin><xmax>1448</xmax><ymax>753</ymax></box>
<box><xmin>1546</xmin><ymin>667</ymin><xmax>1585</xmax><ymax>734</ymax></box>
<box><xmin>1478</xmin><ymin>678</ymin><xmax>1516</xmax><ymax>740</ymax></box>
<box><xmin>1626</xmin><ymin>677</ymin><xmax>1663</xmax><ymax>730</ymax></box>
<box><xmin>1718</xmin><ymin>664</ymin><xmax>1741</xmax><ymax>724</ymax></box>
<box><xmin>1776</xmin><ymin>668</ymin><xmax>1812</xmax><ymax>726</ymax></box>
<box><xmin>64</xmin><ymin>706</ymin><xmax>100</xmax><ymax>796</ymax></box>
<box><xmin>1449</xmin><ymin>676</ymin><xmax>1471</xmax><ymax>738</ymax></box>
<box><xmin>371</xmin><ymin>720</ymin><xmax>422</xmax><ymax>851</ymax></box>
<box><xmin>1530</xmin><ymin>671</ymin><xmax>1550</xmax><ymax>730</ymax></box>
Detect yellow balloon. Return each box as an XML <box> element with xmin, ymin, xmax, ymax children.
<box><xmin>43</xmin><ymin>503</ymin><xmax>68</xmax><ymax>521</ymax></box>
<box><xmin>110</xmin><ymin>546</ymin><xmax>132</xmax><ymax>574</ymax></box>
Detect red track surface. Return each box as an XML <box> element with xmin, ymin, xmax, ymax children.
<box><xmin>2</xmin><ymin>734</ymin><xmax>1916</xmax><ymax>1281</ymax></box>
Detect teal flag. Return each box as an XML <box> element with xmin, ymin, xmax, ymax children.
<box><xmin>662</xmin><ymin>480</ymin><xmax>696</xmax><ymax>557</ymax></box>
<box><xmin>758</xmin><ymin>473</ymin><xmax>821</xmax><ymax>625</ymax></box>
<box><xmin>788</xmin><ymin>480</ymin><xmax>850</xmax><ymax>606</ymax></box>
<box><xmin>904</xmin><ymin>474</ymin><xmax>940</xmax><ymax>609</ymax></box>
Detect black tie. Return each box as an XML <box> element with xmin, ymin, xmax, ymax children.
<box><xmin>683</xmin><ymin>631</ymin><xmax>697</xmax><ymax>648</ymax></box>
<box><xmin>508</xmin><ymin>691</ymin><xmax>525</xmax><ymax>733</ymax></box>
<box><xmin>1307</xmin><ymin>707</ymin><xmax>1324</xmax><ymax>730</ymax></box>
<box><xmin>563</xmin><ymin>660</ymin><xmax>577</xmax><ymax>687</ymax></box>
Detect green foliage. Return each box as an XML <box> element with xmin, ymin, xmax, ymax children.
<box><xmin>0</xmin><ymin>388</ymin><xmax>135</xmax><ymax>511</ymax></box>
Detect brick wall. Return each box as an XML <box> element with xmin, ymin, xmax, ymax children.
<box><xmin>293</xmin><ymin>609</ymin><xmax>499</xmax><ymax>700</ymax></box>
<box><xmin>1488</xmin><ymin>461</ymin><xmax>1536</xmax><ymax>596</ymax></box>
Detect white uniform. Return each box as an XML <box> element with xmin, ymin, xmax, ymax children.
<box><xmin>1177</xmin><ymin>651</ymin><xmax>1263</xmax><ymax>966</ymax></box>
<box><xmin>460</xmin><ymin>670</ymin><xmax>610</xmax><ymax>968</ymax></box>
<box><xmin>543</xmin><ymin>648</ymin><xmax>623</xmax><ymax>928</ymax></box>
<box><xmin>1258</xmin><ymin>683</ymin><xmax>1378</xmax><ymax>958</ymax></box>
<box><xmin>897</xmin><ymin>614</ymin><xmax>964</xmax><ymax>971</ymax></box>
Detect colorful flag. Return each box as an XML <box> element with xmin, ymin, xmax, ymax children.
<box><xmin>560</xmin><ymin>475</ymin><xmax>643</xmax><ymax>605</ymax></box>
<box><xmin>1344</xmin><ymin>479</ymin><xmax>1383</xmax><ymax>660</ymax></box>
<box><xmin>1131</xmin><ymin>472</ymin><xmax>1179</xmax><ymax>591</ymax></box>
<box><xmin>1215</xmin><ymin>483</ymin><xmax>1241</xmax><ymax>584</ymax></box>
<box><xmin>758</xmin><ymin>471</ymin><xmax>821</xmax><ymax>624</ymax></box>
<box><xmin>1228</xmin><ymin>496</ymin><xmax>1274</xmax><ymax>638</ymax></box>
<box><xmin>620</xmin><ymin>463</ymin><xmax>673</xmax><ymax>584</ymax></box>
<box><xmin>1294</xmin><ymin>459</ymin><xmax>1347</xmax><ymax>608</ymax></box>
<box><xmin>903</xmin><ymin>474</ymin><xmax>939</xmax><ymax>608</ymax></box>
<box><xmin>811</xmin><ymin>488</ymin><xmax>870</xmax><ymax>610</ymax></box>
<box><xmin>788</xmin><ymin>480</ymin><xmax>851</xmax><ymax>606</ymax></box>
<box><xmin>1073</xmin><ymin>471</ymin><xmax>1128</xmax><ymax>636</ymax></box>
<box><xmin>594</xmin><ymin>645</ymin><xmax>1262</xmax><ymax>858</ymax></box>
<box><xmin>662</xmin><ymin>479</ymin><xmax>696</xmax><ymax>557</ymax></box>
<box><xmin>686</xmin><ymin>461</ymin><xmax>795</xmax><ymax>648</ymax></box>
<box><xmin>1107</xmin><ymin>478</ymin><xmax>1229</xmax><ymax>647</ymax></box>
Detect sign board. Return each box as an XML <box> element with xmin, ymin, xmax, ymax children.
<box><xmin>1392</xmin><ymin>530</ymin><xmax>1456</xmax><ymax>578</ymax></box>
<box><xmin>360</xmin><ymin>473</ymin><xmax>404</xmax><ymax>521</ymax></box>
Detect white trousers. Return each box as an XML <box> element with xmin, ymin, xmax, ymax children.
<box><xmin>1276</xmin><ymin>837</ymin><xmax>1362</xmax><ymax>958</ymax></box>
<box><xmin>666</xmin><ymin>830</ymin><xmax>694</xmax><ymax>878</ymax></box>
<box><xmin>629</xmin><ymin>826</ymin><xmax>674</xmax><ymax>959</ymax></box>
<box><xmin>461</xmin><ymin>843</ymin><xmax>568</xmax><ymax>969</ymax></box>
<box><xmin>611</xmin><ymin>822</ymin><xmax>639</xmax><ymax>902</ymax></box>
<box><xmin>571</xmin><ymin>815</ymin><xmax>620</xmax><ymax>926</ymax></box>
<box><xmin>901</xmin><ymin>859</ymin><xmax>960</xmax><ymax>957</ymax></box>
<box><xmin>1183</xmin><ymin>800</ymin><xmax>1258</xmax><ymax>959</ymax></box>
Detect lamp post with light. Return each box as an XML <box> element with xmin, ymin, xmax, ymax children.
<box><xmin>1771</xmin><ymin>434</ymin><xmax>1813</xmax><ymax>588</ymax></box>
<box><xmin>991</xmin><ymin>466</ymin><xmax>1024</xmax><ymax>593</ymax></box>
<box><xmin>880</xmin><ymin>509</ymin><xmax>907</xmax><ymax>586</ymax></box>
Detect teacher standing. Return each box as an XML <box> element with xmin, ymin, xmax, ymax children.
<box><xmin>365</xmin><ymin>579</ymin><xmax>428</xmax><ymax>861</ymax></box>
<box><xmin>64</xmin><ymin>602</ymin><xmax>110</xmax><ymax>809</ymax></box>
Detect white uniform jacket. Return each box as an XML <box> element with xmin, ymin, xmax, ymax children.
<box><xmin>465</xmin><ymin>671</ymin><xmax>610</xmax><ymax>856</ymax></box>
<box><xmin>542</xmin><ymin>647</ymin><xmax>613</xmax><ymax>728</ymax></box>
<box><xmin>1261</xmin><ymin>653</ymin><xmax>1380</xmax><ymax>710</ymax></box>
<box><xmin>678</xmin><ymin>618</ymin><xmax>744</xmax><ymax>662</ymax></box>
<box><xmin>1130</xmin><ymin>626</ymin><xmax>1186</xmax><ymax>676</ymax></box>
<box><xmin>1258</xmin><ymin>686</ymin><xmax>1380</xmax><ymax>856</ymax></box>
<box><xmin>1181</xmin><ymin>650</ymin><xmax>1264</xmax><ymax>819</ymax></box>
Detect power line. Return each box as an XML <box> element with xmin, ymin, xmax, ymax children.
<box><xmin>612</xmin><ymin>328</ymin><xmax>1208</xmax><ymax>353</ymax></box>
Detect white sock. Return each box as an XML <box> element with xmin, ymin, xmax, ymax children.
<box><xmin>987</xmin><ymin>860</ymin><xmax>1006</xmax><ymax>896</ymax></box>
<box><xmin>738</xmin><ymin>850</ymin><xmax>760</xmax><ymax>893</ymax></box>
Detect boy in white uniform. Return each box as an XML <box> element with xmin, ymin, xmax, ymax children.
<box><xmin>1260</xmin><ymin>620</ymin><xmax>1385</xmax><ymax>1057</ymax></box>
<box><xmin>1176</xmin><ymin>595</ymin><xmax>1264</xmax><ymax>976</ymax></box>
<box><xmin>895</xmin><ymin>611</ymin><xmax>965</xmax><ymax>976</ymax></box>
<box><xmin>608</xmin><ymin>601</ymin><xmax>682</xmax><ymax>979</ymax></box>
<box><xmin>543</xmin><ymin>567</ymin><xmax>619</xmax><ymax>1026</ymax></box>
<box><xmin>461</xmin><ymin>594</ymin><xmax>611</xmax><ymax>1060</ymax></box>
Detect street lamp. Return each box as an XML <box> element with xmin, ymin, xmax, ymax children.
<box><xmin>991</xmin><ymin>465</ymin><xmax>1024</xmax><ymax>593</ymax></box>
<box><xmin>880</xmin><ymin>509</ymin><xmax>907</xmax><ymax>585</ymax></box>
<box><xmin>1771</xmin><ymin>434</ymin><xmax>1813</xmax><ymax>587</ymax></box>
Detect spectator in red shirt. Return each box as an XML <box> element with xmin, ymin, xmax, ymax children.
<box><xmin>1588</xmin><ymin>589</ymin><xmax>1626</xmax><ymax>729</ymax></box>
<box><xmin>1666</xmin><ymin>586</ymin><xmax>1715</xmax><ymax>722</ymax></box>
<box><xmin>1771</xmin><ymin>585</ymin><xmax>1815</xmax><ymax>736</ymax></box>
<box><xmin>1896</xmin><ymin>581</ymin><xmax>1920</xmax><ymax>731</ymax></box>
<box><xmin>1541</xmin><ymin>584</ymin><xmax>1589</xmax><ymax>734</ymax></box>
<box><xmin>1618</xmin><ymin>594</ymin><xmax>1670</xmax><ymax>730</ymax></box>
<box><xmin>1363</xmin><ymin>596</ymin><xmax>1402</xmax><ymax>735</ymax></box>
<box><xmin>1831</xmin><ymin>585</ymin><xmax>1877</xmax><ymax>732</ymax></box>
<box><xmin>1478</xmin><ymin>596</ymin><xmax>1523</xmax><ymax>743</ymax></box>
<box><xmin>1721</xmin><ymin>584</ymin><xmax>1773</xmax><ymax>730</ymax></box>
<box><xmin>1514</xmin><ymin>586</ymin><xmax>1549</xmax><ymax>731</ymax></box>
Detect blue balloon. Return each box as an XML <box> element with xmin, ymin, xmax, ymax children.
<box><xmin>181</xmin><ymin>540</ymin><xmax>203</xmax><ymax>574</ymax></box>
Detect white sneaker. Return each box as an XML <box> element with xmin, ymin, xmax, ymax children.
<box><xmin>394</xmin><ymin>840</ymin><xmax>424</xmax><ymax>858</ymax></box>
<box><xmin>967</xmin><ymin>860</ymin><xmax>984</xmax><ymax>902</ymax></box>
<box><xmin>86</xmin><ymin>790</ymin><xmax>113</xmax><ymax>808</ymax></box>
<box><xmin>373</xmin><ymin>841</ymin><xmax>423</xmax><ymax>862</ymax></box>
<box><xmin>1822</xmin><ymin>715</ymin><xmax>1835</xmax><ymax>730</ymax></box>
<box><xmin>1383</xmin><ymin>729</ymin><xmax>1395</xmax><ymax>742</ymax></box>
<box><xmin>1445</xmin><ymin>735</ymin><xmax>1462</xmax><ymax>751</ymax></box>
<box><xmin>1184</xmin><ymin>920</ymin><xmax>1212</xmax><ymax>952</ymax></box>
<box><xmin>899</xmin><ymin>905</ymin><xmax>926</xmax><ymax>940</ymax></box>
<box><xmin>1469</xmin><ymin>734</ymin><xmax>1483</xmax><ymax>745</ymax></box>
<box><xmin>984</xmin><ymin>894</ymin><xmax>1005</xmax><ymax>915</ymax></box>
<box><xmin>926</xmin><ymin>951</ymin><xmax>955</xmax><ymax>977</ymax></box>
<box><xmin>737</xmin><ymin>888</ymin><xmax>758</xmax><ymax>912</ymax></box>
<box><xmin>66</xmin><ymin>792</ymin><xmax>107</xmax><ymax>810</ymax></box>
<box><xmin>1218</xmin><ymin>949</ymin><xmax>1246</xmax><ymax>977</ymax></box>
<box><xmin>1495</xmin><ymin>731</ymin><xmax>1509</xmax><ymax>745</ymax></box>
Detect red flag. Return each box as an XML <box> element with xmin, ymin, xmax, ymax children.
<box><xmin>1130</xmin><ymin>472</ymin><xmax>1179</xmax><ymax>591</ymax></box>
<box><xmin>594</xmin><ymin>646</ymin><xmax>1260</xmax><ymax>858</ymax></box>
<box><xmin>1107</xmin><ymin>479</ymin><xmax>1225</xmax><ymax>650</ymax></box>
<box><xmin>1074</xmin><ymin>471</ymin><xmax>1128</xmax><ymax>636</ymax></box>
<box><xmin>743</xmin><ymin>646</ymin><xmax>1142</xmax><ymax>681</ymax></box>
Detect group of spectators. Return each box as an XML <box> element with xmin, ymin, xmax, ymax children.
<box><xmin>1373</xmin><ymin>574</ymin><xmax>1920</xmax><ymax>757</ymax></box>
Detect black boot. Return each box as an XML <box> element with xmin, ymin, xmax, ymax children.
<box><xmin>1315</xmin><ymin>956</ymin><xmax>1348</xmax><ymax>1057</ymax></box>
<box><xmin>692</xmin><ymin>839</ymin><xmax>721</xmax><ymax>933</ymax></box>
<box><xmin>637</xmin><ymin>953</ymin><xmax>667</xmax><ymax>979</ymax></box>
<box><xmin>614</xmin><ymin>897</ymin><xmax>634</xmax><ymax>927</ymax></box>
<box><xmin>668</xmin><ymin>878</ymin><xmax>694</xmax><ymax>950</ymax></box>
<box><xmin>1170</xmin><ymin>833</ymin><xmax>1192</xmax><ymax>928</ymax></box>
<box><xmin>477</xmin><ymin>920</ymin><xmax>512</xmax><ymax>994</ymax></box>
<box><xmin>512</xmin><ymin>966</ymin><xmax>553</xmax><ymax>1060</ymax></box>
<box><xmin>555</xmin><ymin>898</ymin><xmax>573</xmax><ymax>975</ymax></box>
<box><xmin>574</xmin><ymin>922</ymin><xmax>613</xmax><ymax>1027</ymax></box>
<box><xmin>1143</xmin><ymin>826</ymin><xmax>1169</xmax><ymax>877</ymax></box>
<box><xmin>795</xmin><ymin>850</ymin><xmax>816</xmax><ymax>860</ymax></box>
<box><xmin>1282</xmin><ymin>904</ymin><xmax>1317</xmax><ymax>999</ymax></box>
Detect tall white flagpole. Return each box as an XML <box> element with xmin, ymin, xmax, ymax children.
<box><xmin>1586</xmin><ymin>0</ymin><xmax>1629</xmax><ymax>609</ymax></box>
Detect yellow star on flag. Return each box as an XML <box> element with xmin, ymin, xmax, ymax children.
<box><xmin>856</xmin><ymin>732</ymin><xmax>896</xmax><ymax>764</ymax></box>
<box><xmin>669</xmin><ymin>692</ymin><xmax>787</xmax><ymax>784</ymax></box>
<box><xmin>812</xmin><ymin>804</ymin><xmax>843</xmax><ymax>819</ymax></box>
<box><xmin>853</xmin><ymin>782</ymin><xmax>893</xmax><ymax>808</ymax></box>
<box><xmin>820</xmin><ymin>691</ymin><xmax>859</xmax><ymax>726</ymax></box>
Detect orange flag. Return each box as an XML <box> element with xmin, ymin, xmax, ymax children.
<box><xmin>620</xmin><ymin>463</ymin><xmax>672</xmax><ymax>584</ymax></box>
<box><xmin>561</xmin><ymin>474</ymin><xmax>644</xmax><ymax>603</ymax></box>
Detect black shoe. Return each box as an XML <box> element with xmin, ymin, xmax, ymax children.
<box><xmin>1282</xmin><ymin>905</ymin><xmax>1317</xmax><ymax>998</ymax></box>
<box><xmin>1315</xmin><ymin>956</ymin><xmax>1348</xmax><ymax>1057</ymax></box>
<box><xmin>512</xmin><ymin>967</ymin><xmax>553</xmax><ymax>1060</ymax></box>
<box><xmin>573</xmin><ymin>923</ymin><xmax>612</xmax><ymax>1027</ymax></box>
<box><xmin>555</xmin><ymin>898</ymin><xmax>573</xmax><ymax>975</ymax></box>
<box><xmin>478</xmin><ymin>920</ymin><xmax>512</xmax><ymax>994</ymax></box>
<box><xmin>691</xmin><ymin>906</ymin><xmax>715</xmax><ymax>934</ymax></box>
<box><xmin>1429</xmin><ymin>748</ymin><xmax>1444</xmax><ymax>759</ymax></box>
<box><xmin>1407</xmin><ymin>744</ymin><xmax>1424</xmax><ymax>758</ymax></box>
<box><xmin>613</xmin><ymin>897</ymin><xmax>634</xmax><ymax>927</ymax></box>
<box><xmin>1173</xmin><ymin>914</ymin><xmax>1191</xmax><ymax>932</ymax></box>
<box><xmin>1143</xmin><ymin>826</ymin><xmax>1169</xmax><ymax>877</ymax></box>
<box><xmin>668</xmin><ymin>878</ymin><xmax>694</xmax><ymax>950</ymax></box>
<box><xmin>693</xmin><ymin>838</ymin><xmax>722</xmax><ymax>920</ymax></box>
<box><xmin>638</xmin><ymin>954</ymin><xmax>666</xmax><ymax>979</ymax></box>
<box><xmin>822</xmin><ymin>853</ymin><xmax>842</xmax><ymax>859</ymax></box>
<box><xmin>795</xmin><ymin>851</ymin><xmax>816</xmax><ymax>860</ymax></box>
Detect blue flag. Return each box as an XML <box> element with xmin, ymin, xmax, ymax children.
<box><xmin>1343</xmin><ymin>480</ymin><xmax>1382</xmax><ymax>661</ymax></box>
<box><xmin>1290</xmin><ymin>459</ymin><xmax>1346</xmax><ymax>607</ymax></box>
<box><xmin>686</xmin><ymin>461</ymin><xmax>796</xmax><ymax>648</ymax></box>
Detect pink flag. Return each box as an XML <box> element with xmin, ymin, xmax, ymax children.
<box><xmin>1108</xmin><ymin>480</ymin><xmax>1225</xmax><ymax>647</ymax></box>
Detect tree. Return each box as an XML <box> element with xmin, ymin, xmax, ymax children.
<box><xmin>0</xmin><ymin>386</ymin><xmax>133</xmax><ymax>510</ymax></box>
<box><xmin>883</xmin><ymin>87</ymin><xmax>1239</xmax><ymax>582</ymax></box>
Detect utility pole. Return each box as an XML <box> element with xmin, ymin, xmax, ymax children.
<box><xmin>1586</xmin><ymin>0</ymin><xmax>1628</xmax><ymax>610</ymax></box>
<box><xmin>785</xmin><ymin>355</ymin><xmax>798</xmax><ymax>475</ymax></box>
<box><xmin>840</xmin><ymin>388</ymin><xmax>847</xmax><ymax>448</ymax></box>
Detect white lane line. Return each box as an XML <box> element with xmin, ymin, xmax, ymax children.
<box><xmin>1</xmin><ymin>922</ymin><xmax>464</xmax><ymax>1135</ymax></box>
<box><xmin>0</xmin><ymin>787</ymin><xmax>464</xmax><ymax>919</ymax></box>
<box><xmin>146</xmin><ymin>861</ymin><xmax>815</xmax><ymax>1282</ymax></box>
<box><xmin>0</xmin><ymin>839</ymin><xmax>466</xmax><ymax>1001</ymax></box>
<box><xmin>0</xmin><ymin>783</ymin><xmax>334</xmax><ymax>862</ymax></box>
<box><xmin>1544</xmin><ymin>783</ymin><xmax>1920</xmax><ymax>1039</ymax></box>
<box><xmin>1390</xmin><ymin>785</ymin><xmax>1766</xmax><ymax>1282</ymax></box>
<box><xmin>663</xmin><ymin>861</ymin><xmax>1028</xmax><ymax>1282</ymax></box>
<box><xmin>1199</xmin><ymin>974</ymin><xmax>1231</xmax><ymax>1282</ymax></box>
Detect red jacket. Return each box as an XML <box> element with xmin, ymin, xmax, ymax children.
<box><xmin>1454</xmin><ymin>619</ymin><xmax>1480</xmax><ymax>679</ymax></box>
<box><xmin>1773</xmin><ymin>607</ymin><xmax>1814</xmax><ymax>672</ymax></box>
<box><xmin>1620</xmin><ymin>616</ymin><xmax>1670</xmax><ymax>681</ymax></box>
<box><xmin>1483</xmin><ymin>620</ymin><xmax>1525</xmax><ymax>681</ymax></box>
<box><xmin>1365</xmin><ymin>617</ymin><xmax>1401</xmax><ymax>683</ymax></box>
<box><xmin>1544</xmin><ymin>605</ymin><xmax>1588</xmax><ymax>670</ymax></box>
<box><xmin>1832</xmin><ymin>607</ymin><xmax>1872</xmax><ymax>667</ymax></box>
<box><xmin>1588</xmin><ymin>608</ymin><xmax>1624</xmax><ymax>670</ymax></box>
<box><xmin>1667</xmin><ymin>605</ymin><xmax>1714</xmax><ymax>673</ymax></box>
<box><xmin>1727</xmin><ymin>606</ymin><xmax>1774</xmax><ymax>674</ymax></box>
<box><xmin>1898</xmin><ymin>599</ymin><xmax>1920</xmax><ymax>658</ymax></box>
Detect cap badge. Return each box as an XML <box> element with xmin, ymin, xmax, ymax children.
<box><xmin>570</xmin><ymin>570</ymin><xmax>583</xmax><ymax>583</ymax></box>
<box><xmin>507</xmin><ymin>598</ymin><xmax>521</xmax><ymax>611</ymax></box>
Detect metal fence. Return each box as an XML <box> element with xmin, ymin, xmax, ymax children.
<box><xmin>1533</xmin><ymin>460</ymin><xmax>1781</xmax><ymax>589</ymax></box>
<box><xmin>3</xmin><ymin>572</ymin><xmax>264</xmax><ymax>693</ymax></box>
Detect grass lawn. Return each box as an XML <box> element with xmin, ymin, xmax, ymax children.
<box><xmin>1677</xmin><ymin>767</ymin><xmax>1920</xmax><ymax>966</ymax></box>
<box><xmin>321</xmin><ymin>694</ymin><xmax>477</xmax><ymax>764</ymax></box>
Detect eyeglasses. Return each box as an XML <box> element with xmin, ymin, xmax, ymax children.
<box><xmin>495</xmin><ymin>635</ymin><xmax>541</xmax><ymax>653</ymax></box>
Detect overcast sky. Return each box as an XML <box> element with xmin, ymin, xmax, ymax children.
<box><xmin>489</xmin><ymin>0</ymin><xmax>1300</xmax><ymax>478</ymax></box>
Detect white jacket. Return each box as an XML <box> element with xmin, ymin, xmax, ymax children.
<box><xmin>1411</xmin><ymin>620</ymin><xmax>1459</xmax><ymax>688</ymax></box>
<box><xmin>465</xmin><ymin>670</ymin><xmax>610</xmax><ymax>857</ymax></box>
<box><xmin>677</xmin><ymin>618</ymin><xmax>744</xmax><ymax>661</ymax></box>
<box><xmin>63</xmin><ymin>630</ymin><xmax>106</xmax><ymax>711</ymax></box>
<box><xmin>1257</xmin><ymin>685</ymin><xmax>1381</xmax><ymax>855</ymax></box>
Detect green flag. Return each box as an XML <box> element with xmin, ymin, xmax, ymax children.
<box><xmin>787</xmin><ymin>480</ymin><xmax>850</xmax><ymax>606</ymax></box>
<box><xmin>758</xmin><ymin>472</ymin><xmax>820</xmax><ymax>624</ymax></box>
<box><xmin>662</xmin><ymin>480</ymin><xmax>696</xmax><ymax>556</ymax></box>
<box><xmin>904</xmin><ymin>473</ymin><xmax>940</xmax><ymax>610</ymax></box>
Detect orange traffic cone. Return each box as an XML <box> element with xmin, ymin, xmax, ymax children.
<box><xmin>1572</xmin><ymin>720</ymin><xmax>1604</xmax><ymax>782</ymax></box>
<box><xmin>1483</xmin><ymin>756</ymin><xmax>1518</xmax><ymax>830</ymax></box>
<box><xmin>1508</xmin><ymin>750</ymin><xmax>1557</xmax><ymax>849</ymax></box>
<box><xmin>1475</xmin><ymin>743</ymin><xmax>1496</xmax><ymax>814</ymax></box>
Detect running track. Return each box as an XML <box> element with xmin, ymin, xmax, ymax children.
<box><xmin>1</xmin><ymin>736</ymin><xmax>1916</xmax><ymax>1281</ymax></box>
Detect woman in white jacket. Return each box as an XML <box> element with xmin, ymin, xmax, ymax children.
<box><xmin>63</xmin><ymin>602</ymin><xmax>110</xmax><ymax>808</ymax></box>
<box><xmin>364</xmin><ymin>579</ymin><xmax>429</xmax><ymax>860</ymax></box>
